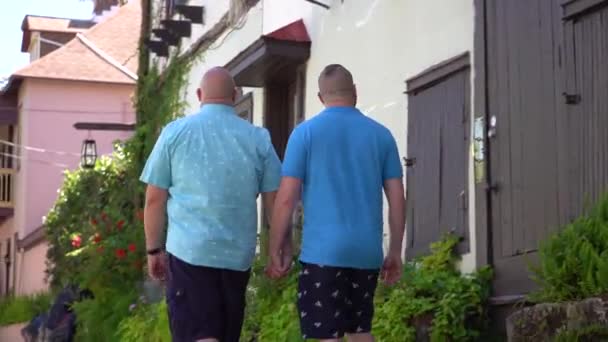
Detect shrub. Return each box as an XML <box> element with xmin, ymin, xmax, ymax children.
<box><xmin>372</xmin><ymin>235</ymin><xmax>493</xmax><ymax>342</ymax></box>
<box><xmin>530</xmin><ymin>194</ymin><xmax>608</xmax><ymax>303</ymax></box>
<box><xmin>0</xmin><ymin>292</ymin><xmax>52</xmax><ymax>326</ymax></box>
<box><xmin>117</xmin><ymin>300</ymin><xmax>171</xmax><ymax>342</ymax></box>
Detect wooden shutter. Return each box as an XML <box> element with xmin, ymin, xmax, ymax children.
<box><xmin>405</xmin><ymin>54</ymin><xmax>470</xmax><ymax>259</ymax></box>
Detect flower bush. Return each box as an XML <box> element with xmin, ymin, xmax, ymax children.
<box><xmin>45</xmin><ymin>148</ymin><xmax>146</xmax><ymax>295</ymax></box>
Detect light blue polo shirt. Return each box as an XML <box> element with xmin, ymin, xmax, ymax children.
<box><xmin>282</xmin><ymin>106</ymin><xmax>403</xmax><ymax>269</ymax></box>
<box><xmin>140</xmin><ymin>104</ymin><xmax>281</xmax><ymax>271</ymax></box>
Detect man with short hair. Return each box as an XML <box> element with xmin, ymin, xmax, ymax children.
<box><xmin>267</xmin><ymin>64</ymin><xmax>406</xmax><ymax>342</ymax></box>
<box><xmin>141</xmin><ymin>67</ymin><xmax>284</xmax><ymax>342</ymax></box>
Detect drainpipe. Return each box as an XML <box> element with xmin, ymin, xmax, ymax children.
<box><xmin>16</xmin><ymin>247</ymin><xmax>25</xmax><ymax>295</ymax></box>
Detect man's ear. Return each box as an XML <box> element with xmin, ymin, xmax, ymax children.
<box><xmin>197</xmin><ymin>88</ymin><xmax>203</xmax><ymax>102</ymax></box>
<box><xmin>317</xmin><ymin>92</ymin><xmax>325</xmax><ymax>105</ymax></box>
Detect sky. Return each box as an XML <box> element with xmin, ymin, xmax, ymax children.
<box><xmin>0</xmin><ymin>0</ymin><xmax>94</xmax><ymax>78</ymax></box>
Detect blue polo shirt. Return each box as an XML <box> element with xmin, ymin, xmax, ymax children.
<box><xmin>282</xmin><ymin>106</ymin><xmax>402</xmax><ymax>269</ymax></box>
<box><xmin>140</xmin><ymin>104</ymin><xmax>282</xmax><ymax>271</ymax></box>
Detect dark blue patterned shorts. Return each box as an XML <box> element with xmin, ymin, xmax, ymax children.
<box><xmin>165</xmin><ymin>253</ymin><xmax>250</xmax><ymax>342</ymax></box>
<box><xmin>297</xmin><ymin>262</ymin><xmax>380</xmax><ymax>340</ymax></box>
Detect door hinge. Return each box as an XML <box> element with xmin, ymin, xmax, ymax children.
<box><xmin>403</xmin><ymin>157</ymin><xmax>416</xmax><ymax>168</ymax></box>
<box><xmin>563</xmin><ymin>92</ymin><xmax>581</xmax><ymax>105</ymax></box>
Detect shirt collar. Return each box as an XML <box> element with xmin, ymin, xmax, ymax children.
<box><xmin>200</xmin><ymin>103</ymin><xmax>236</xmax><ymax>114</ymax></box>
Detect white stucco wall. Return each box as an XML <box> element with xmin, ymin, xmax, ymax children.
<box><xmin>162</xmin><ymin>0</ymin><xmax>477</xmax><ymax>270</ymax></box>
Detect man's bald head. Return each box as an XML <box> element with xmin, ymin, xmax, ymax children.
<box><xmin>317</xmin><ymin>64</ymin><xmax>357</xmax><ymax>107</ymax></box>
<box><xmin>197</xmin><ymin>67</ymin><xmax>237</xmax><ymax>105</ymax></box>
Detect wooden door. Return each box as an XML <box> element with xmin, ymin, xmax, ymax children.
<box><xmin>405</xmin><ymin>59</ymin><xmax>470</xmax><ymax>258</ymax></box>
<box><xmin>562</xmin><ymin>1</ymin><xmax>608</xmax><ymax>219</ymax></box>
<box><xmin>485</xmin><ymin>0</ymin><xmax>564</xmax><ymax>296</ymax></box>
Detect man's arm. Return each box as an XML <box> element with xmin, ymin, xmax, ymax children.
<box><xmin>384</xmin><ymin>178</ymin><xmax>406</xmax><ymax>255</ymax></box>
<box><xmin>144</xmin><ymin>185</ymin><xmax>168</xmax><ymax>251</ymax></box>
<box><xmin>262</xmin><ymin>191</ymin><xmax>276</xmax><ymax>224</ymax></box>
<box><xmin>268</xmin><ymin>177</ymin><xmax>301</xmax><ymax>276</ymax></box>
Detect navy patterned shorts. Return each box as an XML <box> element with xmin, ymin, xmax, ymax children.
<box><xmin>165</xmin><ymin>253</ymin><xmax>251</xmax><ymax>342</ymax></box>
<box><xmin>296</xmin><ymin>262</ymin><xmax>380</xmax><ymax>340</ymax></box>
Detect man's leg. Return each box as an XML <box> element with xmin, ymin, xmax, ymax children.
<box><xmin>297</xmin><ymin>262</ymin><xmax>349</xmax><ymax>341</ymax></box>
<box><xmin>220</xmin><ymin>268</ymin><xmax>251</xmax><ymax>342</ymax></box>
<box><xmin>165</xmin><ymin>254</ymin><xmax>224</xmax><ymax>342</ymax></box>
<box><xmin>343</xmin><ymin>268</ymin><xmax>379</xmax><ymax>342</ymax></box>
<box><xmin>345</xmin><ymin>333</ymin><xmax>374</xmax><ymax>342</ymax></box>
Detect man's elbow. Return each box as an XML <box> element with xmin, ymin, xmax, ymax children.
<box><xmin>145</xmin><ymin>186</ymin><xmax>168</xmax><ymax>208</ymax></box>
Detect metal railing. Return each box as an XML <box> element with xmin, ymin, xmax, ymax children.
<box><xmin>0</xmin><ymin>143</ymin><xmax>14</xmax><ymax>208</ymax></box>
<box><xmin>0</xmin><ymin>168</ymin><xmax>13</xmax><ymax>208</ymax></box>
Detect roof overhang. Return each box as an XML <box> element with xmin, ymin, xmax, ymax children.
<box><xmin>225</xmin><ymin>19</ymin><xmax>311</xmax><ymax>87</ymax></box>
<box><xmin>17</xmin><ymin>225</ymin><xmax>46</xmax><ymax>251</ymax></box>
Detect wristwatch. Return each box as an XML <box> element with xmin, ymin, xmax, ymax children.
<box><xmin>146</xmin><ymin>247</ymin><xmax>163</xmax><ymax>255</ymax></box>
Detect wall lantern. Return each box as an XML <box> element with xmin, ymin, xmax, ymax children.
<box><xmin>73</xmin><ymin>122</ymin><xmax>136</xmax><ymax>169</ymax></box>
<box><xmin>81</xmin><ymin>139</ymin><xmax>97</xmax><ymax>169</ymax></box>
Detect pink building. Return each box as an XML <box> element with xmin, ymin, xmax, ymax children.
<box><xmin>0</xmin><ymin>1</ymin><xmax>140</xmax><ymax>296</ymax></box>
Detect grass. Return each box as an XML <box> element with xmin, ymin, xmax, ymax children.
<box><xmin>0</xmin><ymin>292</ymin><xmax>52</xmax><ymax>326</ymax></box>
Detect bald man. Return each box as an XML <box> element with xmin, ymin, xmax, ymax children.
<box><xmin>140</xmin><ymin>67</ymin><xmax>283</xmax><ymax>342</ymax></box>
<box><xmin>267</xmin><ymin>64</ymin><xmax>406</xmax><ymax>342</ymax></box>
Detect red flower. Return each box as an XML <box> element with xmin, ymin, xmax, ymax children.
<box><xmin>115</xmin><ymin>249</ymin><xmax>127</xmax><ymax>259</ymax></box>
<box><xmin>90</xmin><ymin>218</ymin><xmax>98</xmax><ymax>226</ymax></box>
<box><xmin>101</xmin><ymin>212</ymin><xmax>108</xmax><ymax>221</ymax></box>
<box><xmin>71</xmin><ymin>235</ymin><xmax>82</xmax><ymax>248</ymax></box>
<box><xmin>97</xmin><ymin>246</ymin><xmax>105</xmax><ymax>254</ymax></box>
<box><xmin>93</xmin><ymin>233</ymin><xmax>102</xmax><ymax>244</ymax></box>
<box><xmin>116</xmin><ymin>220</ymin><xmax>125</xmax><ymax>230</ymax></box>
<box><xmin>128</xmin><ymin>243</ymin><xmax>136</xmax><ymax>252</ymax></box>
<box><xmin>136</xmin><ymin>210</ymin><xmax>144</xmax><ymax>222</ymax></box>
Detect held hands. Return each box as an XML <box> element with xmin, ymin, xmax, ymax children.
<box><xmin>266</xmin><ymin>241</ymin><xmax>294</xmax><ymax>279</ymax></box>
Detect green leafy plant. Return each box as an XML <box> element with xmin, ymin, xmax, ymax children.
<box><xmin>117</xmin><ymin>300</ymin><xmax>171</xmax><ymax>342</ymax></box>
<box><xmin>72</xmin><ymin>288</ymin><xmax>137</xmax><ymax>341</ymax></box>
<box><xmin>373</xmin><ymin>235</ymin><xmax>493</xmax><ymax>342</ymax></box>
<box><xmin>554</xmin><ymin>324</ymin><xmax>608</xmax><ymax>342</ymax></box>
<box><xmin>0</xmin><ymin>292</ymin><xmax>52</xmax><ymax>326</ymax></box>
<box><xmin>530</xmin><ymin>194</ymin><xmax>608</xmax><ymax>303</ymax></box>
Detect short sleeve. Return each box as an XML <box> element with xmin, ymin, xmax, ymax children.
<box><xmin>383</xmin><ymin>132</ymin><xmax>403</xmax><ymax>181</ymax></box>
<box><xmin>139</xmin><ymin>126</ymin><xmax>173</xmax><ymax>189</ymax></box>
<box><xmin>258</xmin><ymin>128</ymin><xmax>282</xmax><ymax>193</ymax></box>
<box><xmin>282</xmin><ymin>126</ymin><xmax>307</xmax><ymax>180</ymax></box>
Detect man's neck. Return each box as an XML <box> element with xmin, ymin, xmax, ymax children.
<box><xmin>201</xmin><ymin>99</ymin><xmax>233</xmax><ymax>106</ymax></box>
<box><xmin>325</xmin><ymin>103</ymin><xmax>355</xmax><ymax>108</ymax></box>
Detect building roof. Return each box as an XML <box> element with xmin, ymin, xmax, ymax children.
<box><xmin>21</xmin><ymin>16</ymin><xmax>95</xmax><ymax>52</ymax></box>
<box><xmin>13</xmin><ymin>0</ymin><xmax>140</xmax><ymax>85</ymax></box>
